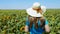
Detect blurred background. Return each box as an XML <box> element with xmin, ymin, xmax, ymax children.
<box><xmin>0</xmin><ymin>0</ymin><xmax>60</xmax><ymax>34</ymax></box>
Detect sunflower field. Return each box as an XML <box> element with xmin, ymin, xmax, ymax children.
<box><xmin>0</xmin><ymin>9</ymin><xmax>60</xmax><ymax>34</ymax></box>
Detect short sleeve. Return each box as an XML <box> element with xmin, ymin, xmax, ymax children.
<box><xmin>26</xmin><ymin>18</ymin><xmax>29</xmax><ymax>26</ymax></box>
<box><xmin>45</xmin><ymin>20</ymin><xmax>48</xmax><ymax>25</ymax></box>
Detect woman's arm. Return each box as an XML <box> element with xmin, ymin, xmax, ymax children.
<box><xmin>44</xmin><ymin>19</ymin><xmax>50</xmax><ymax>33</ymax></box>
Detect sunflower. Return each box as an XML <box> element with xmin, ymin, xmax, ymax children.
<box><xmin>20</xmin><ymin>26</ymin><xmax>25</xmax><ymax>31</ymax></box>
<box><xmin>15</xmin><ymin>20</ymin><xmax>19</xmax><ymax>22</ymax></box>
<box><xmin>7</xmin><ymin>16</ymin><xmax>10</xmax><ymax>19</ymax></box>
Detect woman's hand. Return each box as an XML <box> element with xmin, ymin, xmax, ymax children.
<box><xmin>25</xmin><ymin>26</ymin><xmax>29</xmax><ymax>32</ymax></box>
<box><xmin>45</xmin><ymin>25</ymin><xmax>50</xmax><ymax>33</ymax></box>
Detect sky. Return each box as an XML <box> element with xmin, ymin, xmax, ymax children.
<box><xmin>0</xmin><ymin>0</ymin><xmax>60</xmax><ymax>9</ymax></box>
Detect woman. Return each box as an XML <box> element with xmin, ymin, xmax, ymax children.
<box><xmin>25</xmin><ymin>2</ymin><xmax>50</xmax><ymax>34</ymax></box>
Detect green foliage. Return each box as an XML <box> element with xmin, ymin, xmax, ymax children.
<box><xmin>0</xmin><ymin>9</ymin><xmax>60</xmax><ymax>34</ymax></box>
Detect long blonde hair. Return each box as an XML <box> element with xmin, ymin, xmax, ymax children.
<box><xmin>29</xmin><ymin>17</ymin><xmax>45</xmax><ymax>29</ymax></box>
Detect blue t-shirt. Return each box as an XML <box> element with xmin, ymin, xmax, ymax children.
<box><xmin>26</xmin><ymin>18</ymin><xmax>48</xmax><ymax>34</ymax></box>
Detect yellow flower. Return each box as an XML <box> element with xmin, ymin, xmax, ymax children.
<box><xmin>15</xmin><ymin>20</ymin><xmax>19</xmax><ymax>22</ymax></box>
<box><xmin>20</xmin><ymin>26</ymin><xmax>25</xmax><ymax>31</ymax></box>
<box><xmin>7</xmin><ymin>16</ymin><xmax>10</xmax><ymax>19</ymax></box>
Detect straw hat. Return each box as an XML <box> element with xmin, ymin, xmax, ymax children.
<box><xmin>32</xmin><ymin>2</ymin><xmax>41</xmax><ymax>9</ymax></box>
<box><xmin>41</xmin><ymin>6</ymin><xmax>46</xmax><ymax>13</ymax></box>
